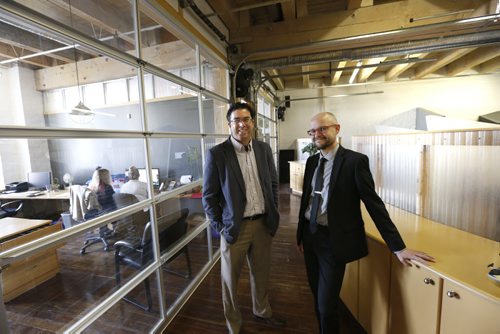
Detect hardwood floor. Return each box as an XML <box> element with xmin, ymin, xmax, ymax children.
<box><xmin>165</xmin><ymin>186</ymin><xmax>366</xmax><ymax>334</ymax></box>
<box><xmin>4</xmin><ymin>185</ymin><xmax>366</xmax><ymax>333</ymax></box>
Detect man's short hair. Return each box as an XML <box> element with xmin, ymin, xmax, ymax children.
<box><xmin>226</xmin><ymin>102</ymin><xmax>255</xmax><ymax>121</ymax></box>
<box><xmin>127</xmin><ymin>166</ymin><xmax>140</xmax><ymax>180</ymax></box>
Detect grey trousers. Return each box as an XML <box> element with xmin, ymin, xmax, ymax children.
<box><xmin>220</xmin><ymin>217</ymin><xmax>273</xmax><ymax>334</ymax></box>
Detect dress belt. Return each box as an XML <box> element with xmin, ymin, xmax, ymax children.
<box><xmin>243</xmin><ymin>213</ymin><xmax>265</xmax><ymax>221</ymax></box>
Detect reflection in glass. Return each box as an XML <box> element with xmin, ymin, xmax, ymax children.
<box><xmin>202</xmin><ymin>55</ymin><xmax>229</xmax><ymax>98</ymax></box>
<box><xmin>15</xmin><ymin>0</ymin><xmax>137</xmax><ymax>54</ymax></box>
<box><xmin>139</xmin><ymin>10</ymin><xmax>198</xmax><ymax>84</ymax></box>
<box><xmin>149</xmin><ymin>138</ymin><xmax>203</xmax><ymax>189</ymax></box>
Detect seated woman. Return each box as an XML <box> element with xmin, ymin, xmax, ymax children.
<box><xmin>120</xmin><ymin>166</ymin><xmax>148</xmax><ymax>201</ymax></box>
<box><xmin>88</xmin><ymin>167</ymin><xmax>117</xmax><ymax>213</ymax></box>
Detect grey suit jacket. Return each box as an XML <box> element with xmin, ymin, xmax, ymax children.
<box><xmin>202</xmin><ymin>137</ymin><xmax>279</xmax><ymax>244</ymax></box>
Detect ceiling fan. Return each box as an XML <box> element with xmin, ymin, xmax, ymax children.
<box><xmin>70</xmin><ymin>101</ymin><xmax>115</xmax><ymax>117</ymax></box>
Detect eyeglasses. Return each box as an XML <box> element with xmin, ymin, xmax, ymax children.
<box><xmin>307</xmin><ymin>124</ymin><xmax>338</xmax><ymax>136</ymax></box>
<box><xmin>229</xmin><ymin>117</ymin><xmax>253</xmax><ymax>125</ymax></box>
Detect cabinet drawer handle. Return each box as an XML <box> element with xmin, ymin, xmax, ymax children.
<box><xmin>446</xmin><ymin>291</ymin><xmax>459</xmax><ymax>298</ymax></box>
<box><xmin>423</xmin><ymin>278</ymin><xmax>435</xmax><ymax>285</ymax></box>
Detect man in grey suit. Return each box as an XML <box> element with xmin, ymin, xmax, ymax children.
<box><xmin>203</xmin><ymin>102</ymin><xmax>285</xmax><ymax>334</ymax></box>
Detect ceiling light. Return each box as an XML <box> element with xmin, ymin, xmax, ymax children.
<box><xmin>349</xmin><ymin>61</ymin><xmax>362</xmax><ymax>84</ymax></box>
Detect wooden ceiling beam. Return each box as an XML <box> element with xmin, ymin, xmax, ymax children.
<box><xmin>302</xmin><ymin>65</ymin><xmax>310</xmax><ymax>88</ymax></box>
<box><xmin>447</xmin><ymin>45</ymin><xmax>500</xmax><ymax>76</ymax></box>
<box><xmin>281</xmin><ymin>0</ymin><xmax>296</xmax><ymax>20</ymax></box>
<box><xmin>35</xmin><ymin>41</ymin><xmax>196</xmax><ymax>90</ymax></box>
<box><xmin>347</xmin><ymin>0</ymin><xmax>374</xmax><ymax>10</ymax></box>
<box><xmin>230</xmin><ymin>0</ymin><xmax>489</xmax><ymax>55</ymax></box>
<box><xmin>478</xmin><ymin>56</ymin><xmax>500</xmax><ymax>73</ymax></box>
<box><xmin>296</xmin><ymin>0</ymin><xmax>308</xmax><ymax>18</ymax></box>
<box><xmin>0</xmin><ymin>22</ymin><xmax>75</xmax><ymax>63</ymax></box>
<box><xmin>46</xmin><ymin>0</ymin><xmax>135</xmax><ymax>44</ymax></box>
<box><xmin>386</xmin><ymin>53</ymin><xmax>429</xmax><ymax>81</ymax></box>
<box><xmin>267</xmin><ymin>69</ymin><xmax>285</xmax><ymax>90</ymax></box>
<box><xmin>414</xmin><ymin>48</ymin><xmax>476</xmax><ymax>79</ymax></box>
<box><xmin>358</xmin><ymin>56</ymin><xmax>386</xmax><ymax>82</ymax></box>
<box><xmin>331</xmin><ymin>61</ymin><xmax>346</xmax><ymax>85</ymax></box>
<box><xmin>204</xmin><ymin>0</ymin><xmax>239</xmax><ymax>31</ymax></box>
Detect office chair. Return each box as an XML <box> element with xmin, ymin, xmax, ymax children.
<box><xmin>80</xmin><ymin>192</ymin><xmax>141</xmax><ymax>254</ymax></box>
<box><xmin>0</xmin><ymin>200</ymin><xmax>23</xmax><ymax>219</ymax></box>
<box><xmin>114</xmin><ymin>208</ymin><xmax>191</xmax><ymax>311</ymax></box>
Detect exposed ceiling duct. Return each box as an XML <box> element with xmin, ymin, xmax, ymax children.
<box><xmin>248</xmin><ymin>29</ymin><xmax>500</xmax><ymax>71</ymax></box>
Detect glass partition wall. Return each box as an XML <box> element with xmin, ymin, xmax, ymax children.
<box><xmin>0</xmin><ymin>1</ymin><xmax>229</xmax><ymax>333</ymax></box>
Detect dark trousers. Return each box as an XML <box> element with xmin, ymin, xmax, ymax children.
<box><xmin>303</xmin><ymin>224</ymin><xmax>346</xmax><ymax>334</ymax></box>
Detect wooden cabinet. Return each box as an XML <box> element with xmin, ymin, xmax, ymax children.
<box><xmin>440</xmin><ymin>280</ymin><xmax>500</xmax><ymax>334</ymax></box>
<box><xmin>340</xmin><ymin>260</ymin><xmax>359</xmax><ymax>317</ymax></box>
<box><xmin>389</xmin><ymin>258</ymin><xmax>442</xmax><ymax>334</ymax></box>
<box><xmin>1</xmin><ymin>222</ymin><xmax>62</xmax><ymax>302</ymax></box>
<box><xmin>358</xmin><ymin>238</ymin><xmax>392</xmax><ymax>334</ymax></box>
<box><xmin>289</xmin><ymin>161</ymin><xmax>305</xmax><ymax>195</ymax></box>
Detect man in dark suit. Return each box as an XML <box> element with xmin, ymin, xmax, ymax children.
<box><xmin>297</xmin><ymin>112</ymin><xmax>434</xmax><ymax>334</ymax></box>
<box><xmin>203</xmin><ymin>102</ymin><xmax>285</xmax><ymax>334</ymax></box>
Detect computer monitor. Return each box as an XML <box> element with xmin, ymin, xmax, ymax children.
<box><xmin>28</xmin><ymin>171</ymin><xmax>52</xmax><ymax>191</ymax></box>
<box><xmin>137</xmin><ymin>168</ymin><xmax>160</xmax><ymax>187</ymax></box>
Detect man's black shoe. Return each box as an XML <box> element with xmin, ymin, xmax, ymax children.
<box><xmin>254</xmin><ymin>315</ymin><xmax>286</xmax><ymax>327</ymax></box>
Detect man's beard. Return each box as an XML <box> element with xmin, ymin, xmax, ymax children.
<box><xmin>314</xmin><ymin>137</ymin><xmax>334</xmax><ymax>150</ymax></box>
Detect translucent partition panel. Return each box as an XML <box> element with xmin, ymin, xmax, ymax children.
<box><xmin>202</xmin><ymin>97</ymin><xmax>229</xmax><ymax>134</ymax></box>
<box><xmin>424</xmin><ymin>145</ymin><xmax>500</xmax><ymax>240</ymax></box>
<box><xmin>82</xmin><ymin>274</ymin><xmax>162</xmax><ymax>333</ymax></box>
<box><xmin>139</xmin><ymin>10</ymin><xmax>198</xmax><ymax>84</ymax></box>
<box><xmin>3</xmin><ymin>215</ymin><xmax>147</xmax><ymax>333</ymax></box>
<box><xmin>378</xmin><ymin>145</ymin><xmax>421</xmax><ymax>213</ymax></box>
<box><xmin>202</xmin><ymin>56</ymin><xmax>228</xmax><ymax>98</ymax></box>
<box><xmin>0</xmin><ymin>138</ymin><xmax>147</xmax><ymax>204</ymax></box>
<box><xmin>14</xmin><ymin>0</ymin><xmax>136</xmax><ymax>54</ymax></box>
<box><xmin>144</xmin><ymin>73</ymin><xmax>200</xmax><ymax>133</ymax></box>
<box><xmin>149</xmin><ymin>138</ymin><xmax>203</xmax><ymax>188</ymax></box>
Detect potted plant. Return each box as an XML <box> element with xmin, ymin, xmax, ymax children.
<box><xmin>302</xmin><ymin>142</ymin><xmax>318</xmax><ymax>158</ymax></box>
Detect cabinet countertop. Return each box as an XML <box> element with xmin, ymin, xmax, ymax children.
<box><xmin>363</xmin><ymin>204</ymin><xmax>499</xmax><ymax>302</ymax></box>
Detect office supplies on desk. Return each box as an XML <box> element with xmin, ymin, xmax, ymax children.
<box><xmin>5</xmin><ymin>181</ymin><xmax>29</xmax><ymax>193</ymax></box>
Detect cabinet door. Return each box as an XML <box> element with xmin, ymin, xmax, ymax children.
<box><xmin>340</xmin><ymin>260</ymin><xmax>359</xmax><ymax>317</ymax></box>
<box><xmin>389</xmin><ymin>259</ymin><xmax>441</xmax><ymax>334</ymax></box>
<box><xmin>440</xmin><ymin>280</ymin><xmax>500</xmax><ymax>334</ymax></box>
<box><xmin>358</xmin><ymin>238</ymin><xmax>391</xmax><ymax>334</ymax></box>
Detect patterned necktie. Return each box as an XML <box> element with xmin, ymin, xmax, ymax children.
<box><xmin>309</xmin><ymin>157</ymin><xmax>327</xmax><ymax>234</ymax></box>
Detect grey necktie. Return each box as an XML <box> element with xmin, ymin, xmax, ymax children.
<box><xmin>309</xmin><ymin>157</ymin><xmax>326</xmax><ymax>234</ymax></box>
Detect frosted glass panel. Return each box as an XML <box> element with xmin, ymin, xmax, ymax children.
<box><xmin>424</xmin><ymin>146</ymin><xmax>500</xmax><ymax>240</ymax></box>
<box><xmin>379</xmin><ymin>145</ymin><xmax>420</xmax><ymax>213</ymax></box>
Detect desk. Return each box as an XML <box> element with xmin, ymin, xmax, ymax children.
<box><xmin>0</xmin><ymin>189</ymin><xmax>70</xmax><ymax>200</ymax></box>
<box><xmin>0</xmin><ymin>189</ymin><xmax>70</xmax><ymax>220</ymax></box>
<box><xmin>0</xmin><ymin>217</ymin><xmax>62</xmax><ymax>302</ymax></box>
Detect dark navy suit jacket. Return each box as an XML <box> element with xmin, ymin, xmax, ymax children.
<box><xmin>297</xmin><ymin>145</ymin><xmax>406</xmax><ymax>263</ymax></box>
<box><xmin>203</xmin><ymin>137</ymin><xmax>279</xmax><ymax>244</ymax></box>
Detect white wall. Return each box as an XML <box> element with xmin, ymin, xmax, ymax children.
<box><xmin>278</xmin><ymin>74</ymin><xmax>500</xmax><ymax>150</ymax></box>
<box><xmin>0</xmin><ymin>65</ymin><xmax>51</xmax><ymax>186</ymax></box>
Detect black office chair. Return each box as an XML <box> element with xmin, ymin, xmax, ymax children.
<box><xmin>114</xmin><ymin>208</ymin><xmax>191</xmax><ymax>311</ymax></box>
<box><xmin>0</xmin><ymin>200</ymin><xmax>23</xmax><ymax>219</ymax></box>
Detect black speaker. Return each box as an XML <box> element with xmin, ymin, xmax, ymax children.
<box><xmin>277</xmin><ymin>106</ymin><xmax>286</xmax><ymax>121</ymax></box>
<box><xmin>285</xmin><ymin>95</ymin><xmax>291</xmax><ymax>108</ymax></box>
<box><xmin>235</xmin><ymin>68</ymin><xmax>254</xmax><ymax>98</ymax></box>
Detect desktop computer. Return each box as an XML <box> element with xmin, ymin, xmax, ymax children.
<box><xmin>27</xmin><ymin>171</ymin><xmax>52</xmax><ymax>191</ymax></box>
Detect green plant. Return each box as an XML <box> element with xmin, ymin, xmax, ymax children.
<box><xmin>184</xmin><ymin>146</ymin><xmax>201</xmax><ymax>177</ymax></box>
<box><xmin>302</xmin><ymin>142</ymin><xmax>318</xmax><ymax>155</ymax></box>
